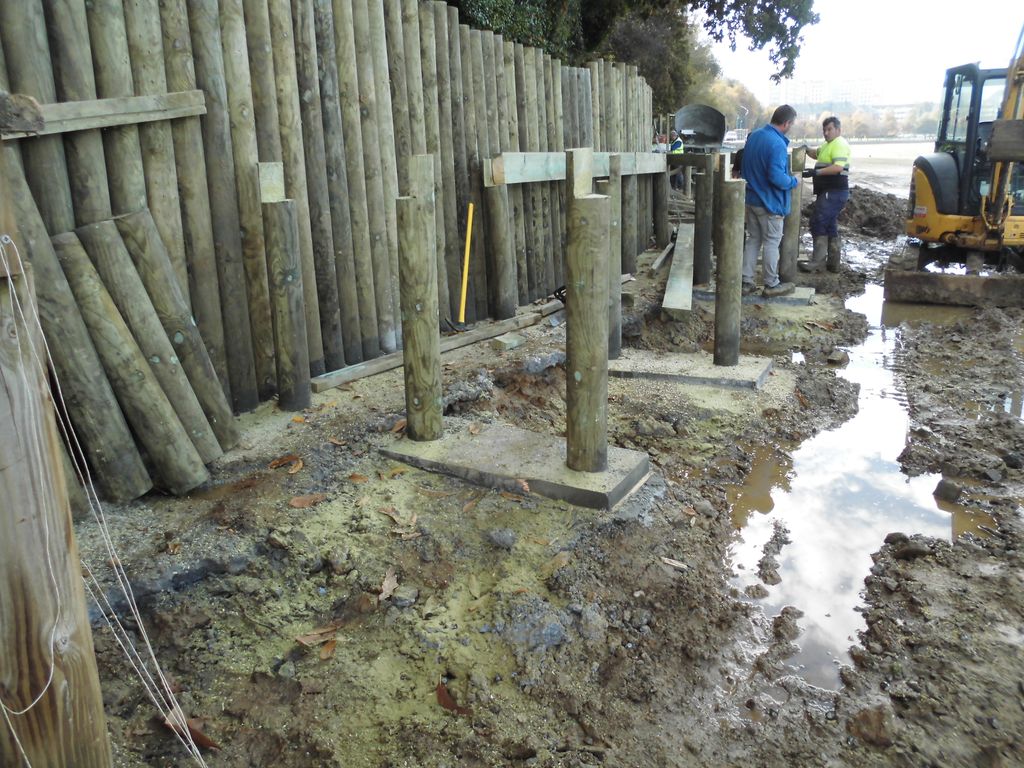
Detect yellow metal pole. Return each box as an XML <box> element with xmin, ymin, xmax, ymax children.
<box><xmin>459</xmin><ymin>202</ymin><xmax>474</xmax><ymax>323</ymax></box>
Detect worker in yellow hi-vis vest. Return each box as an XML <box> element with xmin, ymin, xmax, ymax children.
<box><xmin>799</xmin><ymin>116</ymin><xmax>851</xmax><ymax>273</ymax></box>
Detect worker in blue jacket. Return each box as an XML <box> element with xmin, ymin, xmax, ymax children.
<box><xmin>739</xmin><ymin>105</ymin><xmax>800</xmax><ymax>297</ymax></box>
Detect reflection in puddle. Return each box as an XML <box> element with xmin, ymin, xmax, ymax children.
<box><xmin>728</xmin><ymin>285</ymin><xmax>995</xmax><ymax>689</ymax></box>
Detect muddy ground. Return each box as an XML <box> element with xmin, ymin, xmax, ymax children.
<box><xmin>76</xmin><ymin>186</ymin><xmax>1023</xmax><ymax>767</ymax></box>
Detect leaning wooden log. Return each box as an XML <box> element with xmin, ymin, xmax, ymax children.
<box><xmin>0</xmin><ymin>270</ymin><xmax>111</xmax><ymax>768</ymax></box>
<box><xmin>331</xmin><ymin>0</ymin><xmax>381</xmax><ymax>359</ymax></box>
<box><xmin>39</xmin><ymin>0</ymin><xmax>113</xmax><ymax>229</ymax></box>
<box><xmin>313</xmin><ymin>0</ymin><xmax>364</xmax><ymax>364</ymax></box>
<box><xmin>187</xmin><ymin>0</ymin><xmax>260</xmax><ymax>411</ymax></box>
<box><xmin>267</xmin><ymin>0</ymin><xmax>327</xmax><ymax>373</ymax></box>
<box><xmin>0</xmin><ymin>145</ymin><xmax>152</xmax><ymax>501</ymax></box>
<box><xmin>122</xmin><ymin>0</ymin><xmax>189</xmax><ymax>299</ymax></box>
<box><xmin>218</xmin><ymin>0</ymin><xmax>277</xmax><ymax>395</ymax></box>
<box><xmin>53</xmin><ymin>232</ymin><xmax>209</xmax><ymax>495</ymax></box>
<box><xmin>0</xmin><ymin>0</ymin><xmax>75</xmax><ymax>234</ymax></box>
<box><xmin>293</xmin><ymin>0</ymin><xmax>345</xmax><ymax>372</ymax></box>
<box><xmin>114</xmin><ymin>209</ymin><xmax>240</xmax><ymax>450</ymax></box>
<box><xmin>397</xmin><ymin>155</ymin><xmax>443</xmax><ymax>441</ymax></box>
<box><xmin>159</xmin><ymin>0</ymin><xmax>229</xmax><ymax>390</ymax></box>
<box><xmin>77</xmin><ymin>220</ymin><xmax>222</xmax><ymax>464</ymax></box>
<box><xmin>263</xmin><ymin>198</ymin><xmax>312</xmax><ymax>411</ymax></box>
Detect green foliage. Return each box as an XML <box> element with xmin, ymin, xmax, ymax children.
<box><xmin>453</xmin><ymin>0</ymin><xmax>583</xmax><ymax>58</ymax></box>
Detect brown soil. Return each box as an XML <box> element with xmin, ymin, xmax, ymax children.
<box><xmin>77</xmin><ymin>188</ymin><xmax>1023</xmax><ymax>767</ymax></box>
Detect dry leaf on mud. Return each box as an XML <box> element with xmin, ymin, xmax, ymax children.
<box><xmin>163</xmin><ymin>716</ymin><xmax>220</xmax><ymax>751</ymax></box>
<box><xmin>348</xmin><ymin>472</ymin><xmax>369</xmax><ymax>484</ymax></box>
<box><xmin>468</xmin><ymin>573</ymin><xmax>482</xmax><ymax>599</ymax></box>
<box><xmin>435</xmin><ymin>680</ymin><xmax>472</xmax><ymax>717</ymax></box>
<box><xmin>289</xmin><ymin>493</ymin><xmax>327</xmax><ymax>509</ymax></box>
<box><xmin>378</xmin><ymin>567</ymin><xmax>399</xmax><ymax>603</ymax></box>
<box><xmin>320</xmin><ymin>639</ymin><xmax>337</xmax><ymax>660</ymax></box>
<box><xmin>295</xmin><ymin>621</ymin><xmax>344</xmax><ymax>647</ymax></box>
<box><xmin>795</xmin><ymin>390</ymin><xmax>810</xmax><ymax>408</ymax></box>
<box><xmin>390</xmin><ymin>418</ymin><xmax>407</xmax><ymax>433</ymax></box>
<box><xmin>268</xmin><ymin>454</ymin><xmax>300</xmax><ymax>469</ymax></box>
<box><xmin>291</xmin><ymin>415</ymin><xmax>306</xmax><ymax>424</ymax></box>
<box><xmin>287</xmin><ymin>458</ymin><xmax>304</xmax><ymax>474</ymax></box>
<box><xmin>462</xmin><ymin>491</ymin><xmax>484</xmax><ymax>513</ymax></box>
<box><xmin>500</xmin><ymin>491</ymin><xmax>525</xmax><ymax>502</ymax></box>
<box><xmin>384</xmin><ymin>466</ymin><xmax>408</xmax><ymax>479</ymax></box>
<box><xmin>328</xmin><ymin>437</ymin><xmax>347</xmax><ymax>447</ymax></box>
<box><xmin>468</xmin><ymin>422</ymin><xmax>482</xmax><ymax>435</ymax></box>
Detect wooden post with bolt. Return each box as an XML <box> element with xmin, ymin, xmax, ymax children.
<box><xmin>397</xmin><ymin>155</ymin><xmax>444</xmax><ymax>441</ymax></box>
<box><xmin>565</xmin><ymin>148</ymin><xmax>610</xmax><ymax>473</ymax></box>
<box><xmin>781</xmin><ymin>146</ymin><xmax>806</xmax><ymax>283</ymax></box>
<box><xmin>714</xmin><ymin>177</ymin><xmax>746</xmax><ymax>366</ymax></box>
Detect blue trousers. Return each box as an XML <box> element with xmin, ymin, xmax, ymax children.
<box><xmin>809</xmin><ymin>189</ymin><xmax>850</xmax><ymax>237</ymax></box>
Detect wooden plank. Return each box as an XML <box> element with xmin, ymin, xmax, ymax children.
<box><xmin>487</xmin><ymin>151</ymin><xmax>665</xmax><ymax>185</ymax></box>
<box><xmin>662</xmin><ymin>222</ymin><xmax>694</xmax><ymax>312</ymax></box>
<box><xmin>883</xmin><ymin>269</ymin><xmax>1024</xmax><ymax>307</ymax></box>
<box><xmin>0</xmin><ymin>90</ymin><xmax>206</xmax><ymax>139</ymax></box>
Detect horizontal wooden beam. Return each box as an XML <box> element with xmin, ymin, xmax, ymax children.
<box><xmin>883</xmin><ymin>268</ymin><xmax>1024</xmax><ymax>307</ymax></box>
<box><xmin>486</xmin><ymin>151</ymin><xmax>666</xmax><ymax>186</ymax></box>
<box><xmin>1</xmin><ymin>90</ymin><xmax>206</xmax><ymax>140</ymax></box>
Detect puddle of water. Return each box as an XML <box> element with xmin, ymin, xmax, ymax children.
<box><xmin>727</xmin><ymin>285</ymin><xmax>995</xmax><ymax>689</ymax></box>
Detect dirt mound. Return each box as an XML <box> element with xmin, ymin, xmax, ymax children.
<box><xmin>802</xmin><ymin>187</ymin><xmax>906</xmax><ymax>239</ymax></box>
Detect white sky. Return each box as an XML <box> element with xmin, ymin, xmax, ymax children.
<box><xmin>707</xmin><ymin>0</ymin><xmax>1022</xmax><ymax>106</ymax></box>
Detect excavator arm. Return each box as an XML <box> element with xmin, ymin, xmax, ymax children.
<box><xmin>981</xmin><ymin>24</ymin><xmax>1024</xmax><ymax>233</ymax></box>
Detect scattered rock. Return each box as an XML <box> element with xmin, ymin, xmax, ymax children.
<box><xmin>933</xmin><ymin>478</ymin><xmax>962</xmax><ymax>502</ymax></box>
<box><xmin>893</xmin><ymin>539</ymin><xmax>933</xmax><ymax>560</ymax></box>
<box><xmin>1001</xmin><ymin>452</ymin><xmax>1022</xmax><ymax>469</ymax></box>
<box><xmin>846</xmin><ymin>703</ymin><xmax>895</xmax><ymax>747</ymax></box>
<box><xmin>827</xmin><ymin>349</ymin><xmax>850</xmax><ymax>366</ymax></box>
<box><xmin>745</xmin><ymin>583</ymin><xmax>770</xmax><ymax>599</ymax></box>
<box><xmin>390</xmin><ymin>585</ymin><xmax>419</xmax><ymax>609</ymax></box>
<box><xmin>487</xmin><ymin>528</ymin><xmax>517</xmax><ymax>550</ymax></box>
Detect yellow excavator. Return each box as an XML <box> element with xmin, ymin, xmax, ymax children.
<box><xmin>893</xmin><ymin>25</ymin><xmax>1024</xmax><ymax>301</ymax></box>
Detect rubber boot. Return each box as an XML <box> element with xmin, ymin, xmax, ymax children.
<box><xmin>827</xmin><ymin>235</ymin><xmax>842</xmax><ymax>273</ymax></box>
<box><xmin>799</xmin><ymin>235</ymin><xmax>828</xmax><ymax>272</ymax></box>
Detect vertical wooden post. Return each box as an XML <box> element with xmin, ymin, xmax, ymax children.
<box><xmin>534</xmin><ymin>48</ymin><xmax>555</xmax><ymax>293</ymax></box>
<box><xmin>654</xmin><ymin>167</ymin><xmax>671</xmax><ymax>248</ymax></box>
<box><xmin>219</xmin><ymin>0</ymin><xmax>277</xmax><ymax>394</ymax></box>
<box><xmin>351</xmin><ymin>0</ymin><xmax>397</xmax><ymax>351</ymax></box>
<box><xmin>446</xmin><ymin>6</ymin><xmax>474</xmax><ymax>320</ymax></box>
<box><xmin>313</xmin><ymin>0</ymin><xmax>363</xmax><ymax>364</ymax></box>
<box><xmin>712</xmin><ymin>151</ymin><xmax>728</xmax><ymax>257</ymax></box>
<box><xmin>515</xmin><ymin>43</ymin><xmax>540</xmax><ymax>301</ymax></box>
<box><xmin>53</xmin><ymin>233</ymin><xmax>209</xmax><ymax>494</ymax></box>
<box><xmin>187</xmin><ymin>0</ymin><xmax>260</xmax><ymax>410</ymax></box>
<box><xmin>579</xmin><ymin>66</ymin><xmax>593</xmax><ymax>150</ymax></box>
<box><xmin>503</xmin><ymin>38</ymin><xmax>529</xmax><ymax>306</ymax></box>
<box><xmin>242</xmin><ymin>0</ymin><xmax>284</xmax><ymax>162</ymax></box>
<box><xmin>781</xmin><ymin>146</ymin><xmax>805</xmax><ymax>283</ymax></box>
<box><xmin>123</xmin><ymin>0</ymin><xmax>189</xmax><ymax>300</ymax></box>
<box><xmin>160</xmin><ymin>0</ymin><xmax>229</xmax><ymax>388</ymax></box>
<box><xmin>694</xmin><ymin>152</ymin><xmax>716</xmax><ymax>285</ymax></box>
<box><xmin>263</xmin><ymin>196</ymin><xmax>312</xmax><ymax>411</ymax></box>
<box><xmin>267</xmin><ymin>0</ymin><xmax>327</xmax><ymax>371</ymax></box>
<box><xmin>384</xmin><ymin>0</ymin><xmax>411</xmax><ymax>190</ymax></box>
<box><xmin>418</xmin><ymin>3</ymin><xmax>451</xmax><ymax>319</ymax></box>
<box><xmin>462</xmin><ymin>27</ymin><xmax>488</xmax><ymax>318</ymax></box>
<box><xmin>0</xmin><ymin>146</ymin><xmax>152</xmax><ymax>501</ymax></box>
<box><xmin>587</xmin><ymin>61</ymin><xmax>601</xmax><ymax>150</ymax></box>
<box><xmin>565</xmin><ymin>189</ymin><xmax>610</xmax><ymax>473</ymax></box>
<box><xmin>714</xmin><ymin>178</ymin><xmax>746</xmax><ymax>367</ymax></box>
<box><xmin>114</xmin><ymin>210</ymin><xmax>240</xmax><ymax>450</ymax></box>
<box><xmin>292</xmin><ymin>0</ymin><xmax>345</xmax><ymax>372</ymax></box>
<box><xmin>604</xmin><ymin>154</ymin><xmax>623</xmax><ymax>360</ymax></box>
<box><xmin>397</xmin><ymin>156</ymin><xmax>443</xmax><ymax>441</ymax></box>
<box><xmin>0</xmin><ymin>270</ymin><xmax>112</xmax><ymax>768</ymax></box>
<box><xmin>551</xmin><ymin>57</ymin><xmax>566</xmax><ymax>285</ymax></box>
<box><xmin>434</xmin><ymin>2</ymin><xmax>462</xmax><ymax>317</ymax></box>
<box><xmin>401</xmin><ymin>0</ymin><xmax>427</xmax><ymax>156</ymax></box>
<box><xmin>332</xmin><ymin>0</ymin><xmax>381</xmax><ymax>359</ymax></box>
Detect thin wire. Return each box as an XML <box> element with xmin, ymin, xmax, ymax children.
<box><xmin>0</xmin><ymin>235</ymin><xmax>209</xmax><ymax>766</ymax></box>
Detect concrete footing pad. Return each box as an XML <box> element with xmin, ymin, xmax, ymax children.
<box><xmin>609</xmin><ymin>349</ymin><xmax>773</xmax><ymax>389</ymax></box>
<box><xmin>693</xmin><ymin>285</ymin><xmax>815</xmax><ymax>306</ymax></box>
<box><xmin>380</xmin><ymin>420</ymin><xmax>650</xmax><ymax>510</ymax></box>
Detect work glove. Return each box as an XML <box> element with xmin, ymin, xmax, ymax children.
<box><xmin>801</xmin><ymin>168</ymin><xmax>817</xmax><ymax>178</ymax></box>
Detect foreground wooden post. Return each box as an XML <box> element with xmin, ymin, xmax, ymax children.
<box><xmin>262</xmin><ymin>196</ymin><xmax>312</xmax><ymax>412</ymax></box>
<box><xmin>781</xmin><ymin>146</ymin><xmax>806</xmax><ymax>283</ymax></box>
<box><xmin>714</xmin><ymin>178</ymin><xmax>746</xmax><ymax>366</ymax></box>
<box><xmin>0</xmin><ymin>268</ymin><xmax>112</xmax><ymax>768</ymax></box>
<box><xmin>694</xmin><ymin>152</ymin><xmax>716</xmax><ymax>285</ymax></box>
<box><xmin>566</xmin><ymin>189</ymin><xmax>610</xmax><ymax>473</ymax></box>
<box><xmin>397</xmin><ymin>156</ymin><xmax>443</xmax><ymax>441</ymax></box>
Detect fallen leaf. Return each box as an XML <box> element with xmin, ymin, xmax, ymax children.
<box><xmin>795</xmin><ymin>390</ymin><xmax>810</xmax><ymax>409</ymax></box>
<box><xmin>462</xmin><ymin>492</ymin><xmax>483</xmax><ymax>513</ymax></box>
<box><xmin>468</xmin><ymin>422</ymin><xmax>482</xmax><ymax>435</ymax></box>
<box><xmin>328</xmin><ymin>437</ymin><xmax>347</xmax><ymax>447</ymax></box>
<box><xmin>165</xmin><ymin>541</ymin><xmax>182</xmax><ymax>556</ymax></box>
<box><xmin>295</xmin><ymin>621</ymin><xmax>344</xmax><ymax>647</ymax></box>
<box><xmin>287</xmin><ymin>458</ymin><xmax>304</xmax><ymax>474</ymax></box>
<box><xmin>269</xmin><ymin>454</ymin><xmax>300</xmax><ymax>469</ymax></box>
<box><xmin>468</xmin><ymin>573</ymin><xmax>481</xmax><ymax>599</ymax></box>
<box><xmin>291</xmin><ymin>415</ymin><xmax>306</xmax><ymax>424</ymax></box>
<box><xmin>500</xmin><ymin>491</ymin><xmax>525</xmax><ymax>502</ymax></box>
<box><xmin>162</xmin><ymin>716</ymin><xmax>220</xmax><ymax>751</ymax></box>
<box><xmin>435</xmin><ymin>680</ymin><xmax>472</xmax><ymax>717</ymax></box>
<box><xmin>385</xmin><ymin>467</ymin><xmax>408</xmax><ymax>479</ymax></box>
<box><xmin>348</xmin><ymin>472</ymin><xmax>369</xmax><ymax>484</ymax></box>
<box><xmin>319</xmin><ymin>639</ymin><xmax>337</xmax><ymax>660</ymax></box>
<box><xmin>516</xmin><ymin>478</ymin><xmax>530</xmax><ymax>493</ymax></box>
<box><xmin>390</xmin><ymin>418</ymin><xmax>407</xmax><ymax>433</ymax></box>
<box><xmin>378</xmin><ymin>567</ymin><xmax>399</xmax><ymax>603</ymax></box>
<box><xmin>289</xmin><ymin>493</ymin><xmax>327</xmax><ymax>509</ymax></box>
<box><xmin>378</xmin><ymin>506</ymin><xmax>406</xmax><ymax>525</ymax></box>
